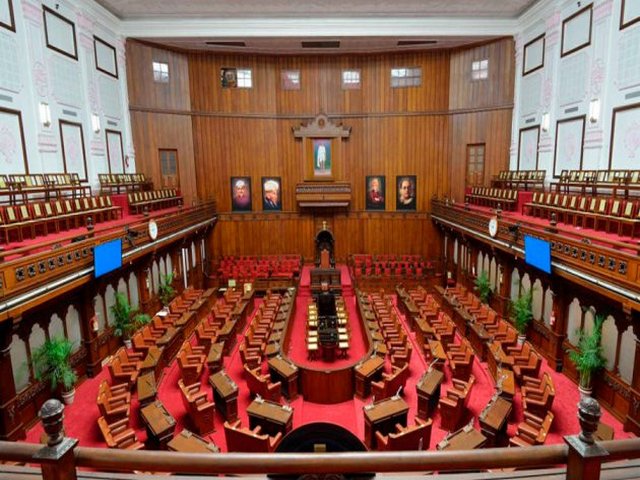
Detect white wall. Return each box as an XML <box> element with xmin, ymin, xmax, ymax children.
<box><xmin>0</xmin><ymin>0</ymin><xmax>135</xmax><ymax>191</ymax></box>
<box><xmin>511</xmin><ymin>0</ymin><xmax>640</xmax><ymax>180</ymax></box>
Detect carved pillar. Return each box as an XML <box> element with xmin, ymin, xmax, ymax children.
<box><xmin>193</xmin><ymin>235</ymin><xmax>204</xmax><ymax>290</ymax></box>
<box><xmin>493</xmin><ymin>252</ymin><xmax>513</xmax><ymax>318</ymax></box>
<box><xmin>624</xmin><ymin>315</ymin><xmax>640</xmax><ymax>434</ymax></box>
<box><xmin>0</xmin><ymin>318</ymin><xmax>24</xmax><ymax>440</ymax></box>
<box><xmin>138</xmin><ymin>255</ymin><xmax>153</xmax><ymax>312</ymax></box>
<box><xmin>79</xmin><ymin>285</ymin><xmax>101</xmax><ymax>378</ymax></box>
<box><xmin>547</xmin><ymin>278</ymin><xmax>569</xmax><ymax>371</ymax></box>
<box><xmin>170</xmin><ymin>247</ymin><xmax>182</xmax><ymax>289</ymax></box>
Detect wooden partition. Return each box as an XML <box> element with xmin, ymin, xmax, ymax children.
<box><xmin>127</xmin><ymin>38</ymin><xmax>514</xmax><ymax>259</ymax></box>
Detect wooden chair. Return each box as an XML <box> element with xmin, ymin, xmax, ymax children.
<box><xmin>375</xmin><ymin>418</ymin><xmax>432</xmax><ymax>451</ymax></box>
<box><xmin>178</xmin><ymin>379</ymin><xmax>215</xmax><ymax>435</ymax></box>
<box><xmin>371</xmin><ymin>363</ymin><xmax>410</xmax><ymax>400</ymax></box>
<box><xmin>509</xmin><ymin>411</ymin><xmax>554</xmax><ymax>447</ymax></box>
<box><xmin>223</xmin><ymin>420</ymin><xmax>282</xmax><ymax>453</ymax></box>
<box><xmin>438</xmin><ymin>375</ymin><xmax>476</xmax><ymax>431</ymax></box>
<box><xmin>177</xmin><ymin>349</ymin><xmax>205</xmax><ymax>385</ymax></box>
<box><xmin>108</xmin><ymin>354</ymin><xmax>140</xmax><ymax>388</ymax></box>
<box><xmin>522</xmin><ymin>383</ymin><xmax>555</xmax><ymax>418</ymax></box>
<box><xmin>97</xmin><ymin>416</ymin><xmax>144</xmax><ymax>450</ymax></box>
<box><xmin>243</xmin><ymin>364</ymin><xmax>281</xmax><ymax>401</ymax></box>
<box><xmin>447</xmin><ymin>346</ymin><xmax>475</xmax><ymax>382</ymax></box>
<box><xmin>96</xmin><ymin>380</ymin><xmax>131</xmax><ymax>422</ymax></box>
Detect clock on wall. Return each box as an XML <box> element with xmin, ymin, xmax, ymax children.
<box><xmin>148</xmin><ymin>219</ymin><xmax>158</xmax><ymax>241</ymax></box>
<box><xmin>488</xmin><ymin>216</ymin><xmax>499</xmax><ymax>238</ymax></box>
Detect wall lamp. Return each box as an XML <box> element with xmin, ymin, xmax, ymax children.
<box><xmin>91</xmin><ymin>113</ymin><xmax>101</xmax><ymax>133</ymax></box>
<box><xmin>589</xmin><ymin>99</ymin><xmax>600</xmax><ymax>123</ymax></box>
<box><xmin>39</xmin><ymin>102</ymin><xmax>51</xmax><ymax>127</ymax></box>
<box><xmin>541</xmin><ymin>112</ymin><xmax>550</xmax><ymax>132</ymax></box>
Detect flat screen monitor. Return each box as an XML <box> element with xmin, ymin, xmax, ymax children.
<box><xmin>94</xmin><ymin>239</ymin><xmax>122</xmax><ymax>278</ymax></box>
<box><xmin>524</xmin><ymin>235</ymin><xmax>551</xmax><ymax>274</ymax></box>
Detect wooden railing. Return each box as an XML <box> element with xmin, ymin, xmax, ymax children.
<box><xmin>1</xmin><ymin>398</ymin><xmax>639</xmax><ymax>480</ymax></box>
<box><xmin>0</xmin><ymin>202</ymin><xmax>217</xmax><ymax>321</ymax></box>
<box><xmin>430</xmin><ymin>199</ymin><xmax>640</xmax><ymax>313</ymax></box>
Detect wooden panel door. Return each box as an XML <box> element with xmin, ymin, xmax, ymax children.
<box><xmin>159</xmin><ymin>149</ymin><xmax>180</xmax><ymax>190</ymax></box>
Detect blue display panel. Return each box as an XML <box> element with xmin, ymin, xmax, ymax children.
<box><xmin>524</xmin><ymin>235</ymin><xmax>551</xmax><ymax>274</ymax></box>
<box><xmin>94</xmin><ymin>238</ymin><xmax>122</xmax><ymax>278</ymax></box>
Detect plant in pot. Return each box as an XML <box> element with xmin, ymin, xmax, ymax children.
<box><xmin>474</xmin><ymin>271</ymin><xmax>492</xmax><ymax>305</ymax></box>
<box><xmin>31</xmin><ymin>337</ymin><xmax>77</xmax><ymax>405</ymax></box>
<box><xmin>569</xmin><ymin>312</ymin><xmax>606</xmax><ymax>399</ymax></box>
<box><xmin>111</xmin><ymin>292</ymin><xmax>136</xmax><ymax>348</ymax></box>
<box><xmin>158</xmin><ymin>272</ymin><xmax>175</xmax><ymax>309</ymax></box>
<box><xmin>511</xmin><ymin>289</ymin><xmax>533</xmax><ymax>345</ymax></box>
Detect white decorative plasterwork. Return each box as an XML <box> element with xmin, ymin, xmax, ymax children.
<box><xmin>590</xmin><ymin>58</ymin><xmax>605</xmax><ymax>96</ymax></box>
<box><xmin>32</xmin><ymin>60</ymin><xmax>49</xmax><ymax>97</ymax></box>
<box><xmin>0</xmin><ymin>32</ymin><xmax>22</xmax><ymax>94</ymax></box>
<box><xmin>20</xmin><ymin>0</ymin><xmax>43</xmax><ymax>26</ymax></box>
<box><xmin>593</xmin><ymin>0</ymin><xmax>613</xmax><ymax>23</ymax></box>
<box><xmin>37</xmin><ymin>132</ymin><xmax>58</xmax><ymax>153</ymax></box>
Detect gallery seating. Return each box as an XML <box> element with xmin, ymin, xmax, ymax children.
<box><xmin>438</xmin><ymin>375</ymin><xmax>476</xmax><ymax>431</ymax></box>
<box><xmin>465</xmin><ymin>187</ymin><xmax>519</xmax><ymax>211</ymax></box>
<box><xmin>243</xmin><ymin>364</ymin><xmax>281</xmax><ymax>401</ymax></box>
<box><xmin>97</xmin><ymin>416</ymin><xmax>145</xmax><ymax>450</ymax></box>
<box><xmin>99</xmin><ymin>173</ymin><xmax>152</xmax><ymax>194</ymax></box>
<box><xmin>375</xmin><ymin>418</ymin><xmax>433</xmax><ymax>451</ymax></box>
<box><xmin>127</xmin><ymin>189</ymin><xmax>182</xmax><ymax>213</ymax></box>
<box><xmin>223</xmin><ymin>420</ymin><xmax>282</xmax><ymax>453</ymax></box>
<box><xmin>509</xmin><ymin>411</ymin><xmax>555</xmax><ymax>447</ymax></box>
<box><xmin>178</xmin><ymin>380</ymin><xmax>215</xmax><ymax>435</ymax></box>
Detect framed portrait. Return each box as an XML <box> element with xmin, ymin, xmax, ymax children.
<box><xmin>231</xmin><ymin>176</ymin><xmax>252</xmax><ymax>212</ymax></box>
<box><xmin>43</xmin><ymin>5</ymin><xmax>78</xmax><ymax>60</ymax></box>
<box><xmin>94</xmin><ymin>36</ymin><xmax>118</xmax><ymax>78</ymax></box>
<box><xmin>553</xmin><ymin>115</ymin><xmax>585</xmax><ymax>177</ymax></box>
<box><xmin>221</xmin><ymin>68</ymin><xmax>237</xmax><ymax>88</ymax></box>
<box><xmin>313</xmin><ymin>138</ymin><xmax>332</xmax><ymax>178</ymax></box>
<box><xmin>396</xmin><ymin>175</ymin><xmax>416</xmax><ymax>211</ymax></box>
<box><xmin>561</xmin><ymin>4</ymin><xmax>592</xmax><ymax>57</ymax></box>
<box><xmin>59</xmin><ymin>120</ymin><xmax>88</xmax><ymax>181</ymax></box>
<box><xmin>522</xmin><ymin>34</ymin><xmax>545</xmax><ymax>76</ymax></box>
<box><xmin>0</xmin><ymin>0</ymin><xmax>15</xmax><ymax>32</ymax></box>
<box><xmin>262</xmin><ymin>176</ymin><xmax>281</xmax><ymax>211</ymax></box>
<box><xmin>621</xmin><ymin>0</ymin><xmax>640</xmax><ymax>30</ymax></box>
<box><xmin>0</xmin><ymin>106</ymin><xmax>28</xmax><ymax>173</ymax></box>
<box><xmin>517</xmin><ymin>125</ymin><xmax>540</xmax><ymax>170</ymax></box>
<box><xmin>609</xmin><ymin>102</ymin><xmax>640</xmax><ymax>169</ymax></box>
<box><xmin>366</xmin><ymin>175</ymin><xmax>386</xmax><ymax>210</ymax></box>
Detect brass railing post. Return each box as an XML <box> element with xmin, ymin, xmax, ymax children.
<box><xmin>33</xmin><ymin>399</ymin><xmax>78</xmax><ymax>480</ymax></box>
<box><xmin>564</xmin><ymin>396</ymin><xmax>609</xmax><ymax>480</ymax></box>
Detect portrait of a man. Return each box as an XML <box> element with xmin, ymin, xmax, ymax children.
<box><xmin>313</xmin><ymin>138</ymin><xmax>332</xmax><ymax>177</ymax></box>
<box><xmin>396</xmin><ymin>175</ymin><xmax>416</xmax><ymax>211</ymax></box>
<box><xmin>366</xmin><ymin>175</ymin><xmax>385</xmax><ymax>210</ymax></box>
<box><xmin>262</xmin><ymin>177</ymin><xmax>281</xmax><ymax>211</ymax></box>
<box><xmin>231</xmin><ymin>176</ymin><xmax>251</xmax><ymax>212</ymax></box>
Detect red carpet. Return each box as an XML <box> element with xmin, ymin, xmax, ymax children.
<box><xmin>24</xmin><ymin>286</ymin><xmax>633</xmax><ymax>451</ymax></box>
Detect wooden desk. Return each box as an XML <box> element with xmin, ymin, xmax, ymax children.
<box><xmin>596</xmin><ymin>422</ymin><xmax>614</xmax><ymax>441</ymax></box>
<box><xmin>157</xmin><ymin>327</ymin><xmax>181</xmax><ymax>367</ymax></box>
<box><xmin>268</xmin><ymin>356</ymin><xmax>299</xmax><ymax>399</ymax></box>
<box><xmin>478</xmin><ymin>396</ymin><xmax>512</xmax><ymax>447</ymax></box>
<box><xmin>206</xmin><ymin>342</ymin><xmax>224</xmax><ymax>373</ymax></box>
<box><xmin>247</xmin><ymin>399</ymin><xmax>293</xmax><ymax>437</ymax></box>
<box><xmin>265</xmin><ymin>343</ymin><xmax>281</xmax><ymax>358</ymax></box>
<box><xmin>217</xmin><ymin>319</ymin><xmax>238</xmax><ymax>354</ymax></box>
<box><xmin>437</xmin><ymin>426</ymin><xmax>486</xmax><ymax>451</ymax></box>
<box><xmin>141</xmin><ymin>346</ymin><xmax>163</xmax><ymax>380</ymax></box>
<box><xmin>354</xmin><ymin>356</ymin><xmax>385</xmax><ymax>399</ymax></box>
<box><xmin>416</xmin><ymin>368</ymin><xmax>444</xmax><ymax>419</ymax></box>
<box><xmin>140</xmin><ymin>400</ymin><xmax>176</xmax><ymax>450</ymax></box>
<box><xmin>467</xmin><ymin>321</ymin><xmax>490</xmax><ymax>361</ymax></box>
<box><xmin>137</xmin><ymin>371</ymin><xmax>157</xmax><ymax>407</ymax></box>
<box><xmin>427</xmin><ymin>340</ymin><xmax>447</xmax><ymax>369</ymax></box>
<box><xmin>175</xmin><ymin>311</ymin><xmax>197</xmax><ymax>338</ymax></box>
<box><xmin>495</xmin><ymin>367</ymin><xmax>515</xmax><ymax>400</ymax></box>
<box><xmin>363</xmin><ymin>396</ymin><xmax>409</xmax><ymax>449</ymax></box>
<box><xmin>415</xmin><ymin>317</ymin><xmax>434</xmax><ymax>353</ymax></box>
<box><xmin>167</xmin><ymin>429</ymin><xmax>219</xmax><ymax>454</ymax></box>
<box><xmin>208</xmin><ymin>370</ymin><xmax>239</xmax><ymax>422</ymax></box>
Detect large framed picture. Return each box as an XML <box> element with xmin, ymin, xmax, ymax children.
<box><xmin>561</xmin><ymin>4</ymin><xmax>592</xmax><ymax>57</ymax></box>
<box><xmin>396</xmin><ymin>175</ymin><xmax>416</xmax><ymax>211</ymax></box>
<box><xmin>609</xmin><ymin>102</ymin><xmax>640</xmax><ymax>169</ymax></box>
<box><xmin>517</xmin><ymin>125</ymin><xmax>540</xmax><ymax>170</ymax></box>
<box><xmin>43</xmin><ymin>5</ymin><xmax>78</xmax><ymax>60</ymax></box>
<box><xmin>106</xmin><ymin>129</ymin><xmax>124</xmax><ymax>173</ymax></box>
<box><xmin>522</xmin><ymin>34</ymin><xmax>545</xmax><ymax>76</ymax></box>
<box><xmin>261</xmin><ymin>177</ymin><xmax>281</xmax><ymax>211</ymax></box>
<box><xmin>621</xmin><ymin>0</ymin><xmax>640</xmax><ymax>30</ymax></box>
<box><xmin>59</xmin><ymin>120</ymin><xmax>88</xmax><ymax>181</ymax></box>
<box><xmin>231</xmin><ymin>176</ymin><xmax>252</xmax><ymax>212</ymax></box>
<box><xmin>366</xmin><ymin>175</ymin><xmax>386</xmax><ymax>210</ymax></box>
<box><xmin>0</xmin><ymin>107</ymin><xmax>28</xmax><ymax>173</ymax></box>
<box><xmin>313</xmin><ymin>138</ymin><xmax>332</xmax><ymax>179</ymax></box>
<box><xmin>0</xmin><ymin>0</ymin><xmax>15</xmax><ymax>32</ymax></box>
<box><xmin>553</xmin><ymin>116</ymin><xmax>585</xmax><ymax>177</ymax></box>
<box><xmin>94</xmin><ymin>36</ymin><xmax>118</xmax><ymax>78</ymax></box>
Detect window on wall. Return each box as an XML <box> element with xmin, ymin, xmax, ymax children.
<box><xmin>390</xmin><ymin>67</ymin><xmax>422</xmax><ymax>88</ymax></box>
<box><xmin>237</xmin><ymin>69</ymin><xmax>252</xmax><ymax>88</ymax></box>
<box><xmin>342</xmin><ymin>69</ymin><xmax>361</xmax><ymax>89</ymax></box>
<box><xmin>152</xmin><ymin>61</ymin><xmax>169</xmax><ymax>83</ymax></box>
<box><xmin>160</xmin><ymin>149</ymin><xmax>177</xmax><ymax>176</ymax></box>
<box><xmin>471</xmin><ymin>59</ymin><xmax>489</xmax><ymax>80</ymax></box>
<box><xmin>466</xmin><ymin>143</ymin><xmax>485</xmax><ymax>186</ymax></box>
<box><xmin>281</xmin><ymin>70</ymin><xmax>301</xmax><ymax>90</ymax></box>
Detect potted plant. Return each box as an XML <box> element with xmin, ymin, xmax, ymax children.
<box><xmin>158</xmin><ymin>272</ymin><xmax>176</xmax><ymax>309</ymax></box>
<box><xmin>474</xmin><ymin>271</ymin><xmax>492</xmax><ymax>304</ymax></box>
<box><xmin>511</xmin><ymin>289</ymin><xmax>533</xmax><ymax>345</ymax></box>
<box><xmin>569</xmin><ymin>312</ymin><xmax>606</xmax><ymax>399</ymax></box>
<box><xmin>31</xmin><ymin>337</ymin><xmax>77</xmax><ymax>405</ymax></box>
<box><xmin>111</xmin><ymin>292</ymin><xmax>136</xmax><ymax>348</ymax></box>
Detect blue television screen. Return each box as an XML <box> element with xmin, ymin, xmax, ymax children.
<box><xmin>524</xmin><ymin>235</ymin><xmax>551</xmax><ymax>274</ymax></box>
<box><xmin>94</xmin><ymin>239</ymin><xmax>122</xmax><ymax>278</ymax></box>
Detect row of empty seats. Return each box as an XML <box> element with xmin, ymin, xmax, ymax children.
<box><xmin>491</xmin><ymin>170</ymin><xmax>545</xmax><ymax>190</ymax></box>
<box><xmin>99</xmin><ymin>173</ymin><xmax>152</xmax><ymax>193</ymax></box>
<box><xmin>0</xmin><ymin>173</ymin><xmax>90</xmax><ymax>203</ymax></box>
<box><xmin>127</xmin><ymin>189</ymin><xmax>182</xmax><ymax>214</ymax></box>
<box><xmin>465</xmin><ymin>187</ymin><xmax>519</xmax><ymax>210</ymax></box>
<box><xmin>217</xmin><ymin>255</ymin><xmax>302</xmax><ymax>283</ymax></box>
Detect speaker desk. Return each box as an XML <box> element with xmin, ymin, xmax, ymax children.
<box><xmin>209</xmin><ymin>369</ymin><xmax>239</xmax><ymax>422</ymax></box>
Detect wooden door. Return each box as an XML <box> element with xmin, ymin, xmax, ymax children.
<box><xmin>159</xmin><ymin>149</ymin><xmax>180</xmax><ymax>189</ymax></box>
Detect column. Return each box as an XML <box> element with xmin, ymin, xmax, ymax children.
<box><xmin>547</xmin><ymin>278</ymin><xmax>569</xmax><ymax>371</ymax></box>
<box><xmin>0</xmin><ymin>318</ymin><xmax>25</xmax><ymax>440</ymax></box>
<box><xmin>79</xmin><ymin>285</ymin><xmax>101</xmax><ymax>378</ymax></box>
<box><xmin>624</xmin><ymin>314</ymin><xmax>640</xmax><ymax>435</ymax></box>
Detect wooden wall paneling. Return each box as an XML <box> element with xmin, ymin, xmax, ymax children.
<box><xmin>126</xmin><ymin>40</ymin><xmax>191</xmax><ymax>111</ymax></box>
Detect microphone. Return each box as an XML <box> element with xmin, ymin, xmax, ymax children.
<box><xmin>393</xmin><ymin>385</ymin><xmax>403</xmax><ymax>399</ymax></box>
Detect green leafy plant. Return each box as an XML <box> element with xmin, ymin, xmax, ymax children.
<box><xmin>134</xmin><ymin>312</ymin><xmax>152</xmax><ymax>329</ymax></box>
<box><xmin>511</xmin><ymin>289</ymin><xmax>534</xmax><ymax>335</ymax></box>
<box><xmin>158</xmin><ymin>272</ymin><xmax>175</xmax><ymax>307</ymax></box>
<box><xmin>474</xmin><ymin>271</ymin><xmax>492</xmax><ymax>304</ymax></box>
<box><xmin>111</xmin><ymin>293</ymin><xmax>150</xmax><ymax>340</ymax></box>
<box><xmin>569</xmin><ymin>312</ymin><xmax>607</xmax><ymax>390</ymax></box>
<box><xmin>31</xmin><ymin>337</ymin><xmax>77</xmax><ymax>393</ymax></box>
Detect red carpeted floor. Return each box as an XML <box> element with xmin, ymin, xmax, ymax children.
<box><xmin>24</xmin><ymin>271</ymin><xmax>633</xmax><ymax>451</ymax></box>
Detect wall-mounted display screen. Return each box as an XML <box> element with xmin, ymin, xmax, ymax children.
<box><xmin>524</xmin><ymin>235</ymin><xmax>551</xmax><ymax>274</ymax></box>
<box><xmin>94</xmin><ymin>238</ymin><xmax>122</xmax><ymax>278</ymax></box>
